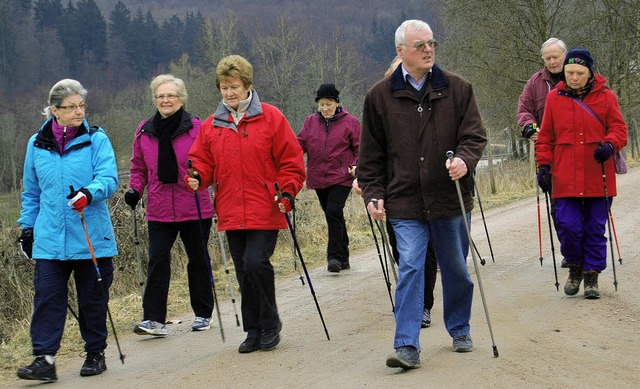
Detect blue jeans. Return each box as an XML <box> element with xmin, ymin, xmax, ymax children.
<box><xmin>390</xmin><ymin>215</ymin><xmax>474</xmax><ymax>351</ymax></box>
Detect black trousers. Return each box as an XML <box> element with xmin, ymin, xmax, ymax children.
<box><xmin>315</xmin><ymin>185</ymin><xmax>352</xmax><ymax>264</ymax></box>
<box><xmin>226</xmin><ymin>230</ymin><xmax>280</xmax><ymax>336</ymax></box>
<box><xmin>386</xmin><ymin>220</ymin><xmax>438</xmax><ymax>310</ymax></box>
<box><xmin>144</xmin><ymin>220</ymin><xmax>214</xmax><ymax>323</ymax></box>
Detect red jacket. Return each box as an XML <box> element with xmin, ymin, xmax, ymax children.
<box><xmin>188</xmin><ymin>91</ymin><xmax>305</xmax><ymax>231</ymax></box>
<box><xmin>536</xmin><ymin>74</ymin><xmax>627</xmax><ymax>198</ymax></box>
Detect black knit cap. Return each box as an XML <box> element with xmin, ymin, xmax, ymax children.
<box><xmin>315</xmin><ymin>83</ymin><xmax>340</xmax><ymax>102</ymax></box>
<box><xmin>563</xmin><ymin>49</ymin><xmax>594</xmax><ymax>76</ymax></box>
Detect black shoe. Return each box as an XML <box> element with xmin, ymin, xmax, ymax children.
<box><xmin>80</xmin><ymin>351</ymin><xmax>107</xmax><ymax>377</ymax></box>
<box><xmin>341</xmin><ymin>261</ymin><xmax>351</xmax><ymax>270</ymax></box>
<box><xmin>260</xmin><ymin>321</ymin><xmax>282</xmax><ymax>350</ymax></box>
<box><xmin>17</xmin><ymin>356</ymin><xmax>57</xmax><ymax>382</ymax></box>
<box><xmin>238</xmin><ymin>335</ymin><xmax>261</xmax><ymax>353</ymax></box>
<box><xmin>327</xmin><ymin>259</ymin><xmax>341</xmax><ymax>273</ymax></box>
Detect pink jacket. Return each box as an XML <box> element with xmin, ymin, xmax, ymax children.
<box><xmin>129</xmin><ymin>110</ymin><xmax>214</xmax><ymax>222</ymax></box>
<box><xmin>517</xmin><ymin>67</ymin><xmax>559</xmax><ymax>129</ymax></box>
<box><xmin>297</xmin><ymin>108</ymin><xmax>360</xmax><ymax>189</ymax></box>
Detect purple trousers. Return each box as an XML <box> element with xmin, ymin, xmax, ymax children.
<box><xmin>555</xmin><ymin>197</ymin><xmax>611</xmax><ymax>272</ymax></box>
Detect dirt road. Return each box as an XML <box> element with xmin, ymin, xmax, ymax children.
<box><xmin>5</xmin><ymin>168</ymin><xmax>640</xmax><ymax>388</ymax></box>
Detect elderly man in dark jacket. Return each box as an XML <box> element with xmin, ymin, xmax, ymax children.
<box><xmin>358</xmin><ymin>19</ymin><xmax>487</xmax><ymax>370</ymax></box>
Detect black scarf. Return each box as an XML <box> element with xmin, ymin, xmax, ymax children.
<box><xmin>566</xmin><ymin>77</ymin><xmax>595</xmax><ymax>101</ymax></box>
<box><xmin>155</xmin><ymin>108</ymin><xmax>183</xmax><ymax>183</ymax></box>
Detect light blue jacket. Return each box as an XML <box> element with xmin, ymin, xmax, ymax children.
<box><xmin>18</xmin><ymin>118</ymin><xmax>119</xmax><ymax>260</ymax></box>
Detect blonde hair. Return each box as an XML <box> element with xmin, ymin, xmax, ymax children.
<box><xmin>215</xmin><ymin>55</ymin><xmax>253</xmax><ymax>90</ymax></box>
<box><xmin>384</xmin><ymin>55</ymin><xmax>402</xmax><ymax>77</ymax></box>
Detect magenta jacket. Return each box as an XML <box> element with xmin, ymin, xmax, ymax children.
<box><xmin>297</xmin><ymin>107</ymin><xmax>360</xmax><ymax>189</ymax></box>
<box><xmin>517</xmin><ymin>67</ymin><xmax>559</xmax><ymax>129</ymax></box>
<box><xmin>129</xmin><ymin>110</ymin><xmax>214</xmax><ymax>222</ymax></box>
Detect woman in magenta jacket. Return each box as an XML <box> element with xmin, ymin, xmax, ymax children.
<box><xmin>536</xmin><ymin>49</ymin><xmax>627</xmax><ymax>299</ymax></box>
<box><xmin>126</xmin><ymin>74</ymin><xmax>214</xmax><ymax>336</ymax></box>
<box><xmin>297</xmin><ymin>84</ymin><xmax>360</xmax><ymax>273</ymax></box>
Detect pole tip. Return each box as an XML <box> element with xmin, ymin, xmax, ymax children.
<box><xmin>492</xmin><ymin>346</ymin><xmax>499</xmax><ymax>358</ymax></box>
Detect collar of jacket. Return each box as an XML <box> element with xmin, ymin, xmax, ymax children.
<box><xmin>314</xmin><ymin>106</ymin><xmax>346</xmax><ymax>122</ymax></box>
<box><xmin>34</xmin><ymin>118</ymin><xmax>91</xmax><ymax>152</ymax></box>
<box><xmin>140</xmin><ymin>109</ymin><xmax>194</xmax><ymax>138</ymax></box>
<box><xmin>390</xmin><ymin>63</ymin><xmax>448</xmax><ymax>93</ymax></box>
<box><xmin>213</xmin><ymin>89</ymin><xmax>264</xmax><ymax>131</ymax></box>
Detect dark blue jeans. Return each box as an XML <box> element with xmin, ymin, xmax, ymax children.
<box><xmin>226</xmin><ymin>230</ymin><xmax>280</xmax><ymax>336</ymax></box>
<box><xmin>31</xmin><ymin>258</ymin><xmax>113</xmax><ymax>356</ymax></box>
<box><xmin>144</xmin><ymin>220</ymin><xmax>214</xmax><ymax>323</ymax></box>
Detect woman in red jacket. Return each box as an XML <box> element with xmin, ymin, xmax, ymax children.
<box><xmin>186</xmin><ymin>55</ymin><xmax>305</xmax><ymax>353</ymax></box>
<box><xmin>536</xmin><ymin>49</ymin><xmax>627</xmax><ymax>299</ymax></box>
<box><xmin>297</xmin><ymin>84</ymin><xmax>360</xmax><ymax>273</ymax></box>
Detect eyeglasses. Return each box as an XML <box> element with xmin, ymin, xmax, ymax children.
<box><xmin>58</xmin><ymin>103</ymin><xmax>87</xmax><ymax>111</ymax></box>
<box><xmin>400</xmin><ymin>39</ymin><xmax>438</xmax><ymax>51</ymax></box>
<box><xmin>155</xmin><ymin>94</ymin><xmax>180</xmax><ymax>101</ymax></box>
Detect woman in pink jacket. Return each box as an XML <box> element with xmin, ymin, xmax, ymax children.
<box><xmin>297</xmin><ymin>84</ymin><xmax>360</xmax><ymax>273</ymax></box>
<box><xmin>186</xmin><ymin>55</ymin><xmax>305</xmax><ymax>354</ymax></box>
<box><xmin>126</xmin><ymin>74</ymin><xmax>215</xmax><ymax>336</ymax></box>
<box><xmin>536</xmin><ymin>49</ymin><xmax>627</xmax><ymax>299</ymax></box>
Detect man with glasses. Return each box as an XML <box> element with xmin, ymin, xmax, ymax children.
<box><xmin>358</xmin><ymin>19</ymin><xmax>487</xmax><ymax>369</ymax></box>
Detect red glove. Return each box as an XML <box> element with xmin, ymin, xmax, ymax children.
<box><xmin>276</xmin><ymin>192</ymin><xmax>294</xmax><ymax>213</ymax></box>
<box><xmin>67</xmin><ymin>187</ymin><xmax>91</xmax><ymax>212</ymax></box>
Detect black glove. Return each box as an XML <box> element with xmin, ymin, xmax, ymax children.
<box><xmin>17</xmin><ymin>228</ymin><xmax>33</xmax><ymax>259</ymax></box>
<box><xmin>594</xmin><ymin>142</ymin><xmax>614</xmax><ymax>163</ymax></box>
<box><xmin>537</xmin><ymin>164</ymin><xmax>551</xmax><ymax>193</ymax></box>
<box><xmin>522</xmin><ymin>123</ymin><xmax>537</xmax><ymax>139</ymax></box>
<box><xmin>124</xmin><ymin>188</ymin><xmax>140</xmax><ymax>210</ymax></box>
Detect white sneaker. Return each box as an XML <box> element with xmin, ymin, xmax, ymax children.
<box><xmin>134</xmin><ymin>320</ymin><xmax>167</xmax><ymax>336</ymax></box>
<box><xmin>191</xmin><ymin>317</ymin><xmax>212</xmax><ymax>331</ymax></box>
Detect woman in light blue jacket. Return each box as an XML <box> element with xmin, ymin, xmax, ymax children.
<box><xmin>16</xmin><ymin>79</ymin><xmax>118</xmax><ymax>382</ymax></box>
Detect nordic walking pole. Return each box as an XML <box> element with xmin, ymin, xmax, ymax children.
<box><xmin>446</xmin><ymin>152</ymin><xmax>499</xmax><ymax>358</ymax></box>
<box><xmin>536</xmin><ymin>178</ymin><xmax>544</xmax><ymax>266</ymax></box>
<box><xmin>608</xmin><ymin>208</ymin><xmax>623</xmax><ymax>264</ymax></box>
<box><xmin>472</xmin><ymin>174</ymin><xmax>495</xmax><ymax>263</ymax></box>
<box><xmin>597</xmin><ymin>141</ymin><xmax>618</xmax><ymax>290</ymax></box>
<box><xmin>364</xmin><ymin>202</ymin><xmax>394</xmax><ymax>312</ymax></box>
<box><xmin>188</xmin><ymin>161</ymin><xmax>225</xmax><ymax>342</ymax></box>
<box><xmin>214</xmin><ymin>216</ymin><xmax>241</xmax><ymax>327</ymax></box>
<box><xmin>69</xmin><ymin>186</ymin><xmax>125</xmax><ymax>364</ymax></box>
<box><xmin>371</xmin><ymin>200</ymin><xmax>398</xmax><ymax>284</ymax></box>
<box><xmin>128</xmin><ymin>192</ymin><xmax>145</xmax><ymax>297</ymax></box>
<box><xmin>275</xmin><ymin>183</ymin><xmax>330</xmax><ymax>340</ymax></box>
<box><xmin>543</xmin><ymin>191</ymin><xmax>560</xmax><ymax>290</ymax></box>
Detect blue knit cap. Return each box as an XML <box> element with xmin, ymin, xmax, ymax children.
<box><xmin>563</xmin><ymin>49</ymin><xmax>594</xmax><ymax>76</ymax></box>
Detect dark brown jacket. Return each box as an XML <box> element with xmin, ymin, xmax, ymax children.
<box><xmin>358</xmin><ymin>64</ymin><xmax>487</xmax><ymax>220</ymax></box>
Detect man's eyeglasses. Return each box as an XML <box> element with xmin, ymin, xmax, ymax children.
<box><xmin>155</xmin><ymin>94</ymin><xmax>180</xmax><ymax>100</ymax></box>
<box><xmin>400</xmin><ymin>40</ymin><xmax>438</xmax><ymax>51</ymax></box>
<box><xmin>58</xmin><ymin>103</ymin><xmax>87</xmax><ymax>111</ymax></box>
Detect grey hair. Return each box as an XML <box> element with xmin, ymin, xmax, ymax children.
<box><xmin>150</xmin><ymin>74</ymin><xmax>188</xmax><ymax>108</ymax></box>
<box><xmin>43</xmin><ymin>79</ymin><xmax>87</xmax><ymax>118</ymax></box>
<box><xmin>540</xmin><ymin>38</ymin><xmax>567</xmax><ymax>56</ymax></box>
<box><xmin>395</xmin><ymin>19</ymin><xmax>432</xmax><ymax>46</ymax></box>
